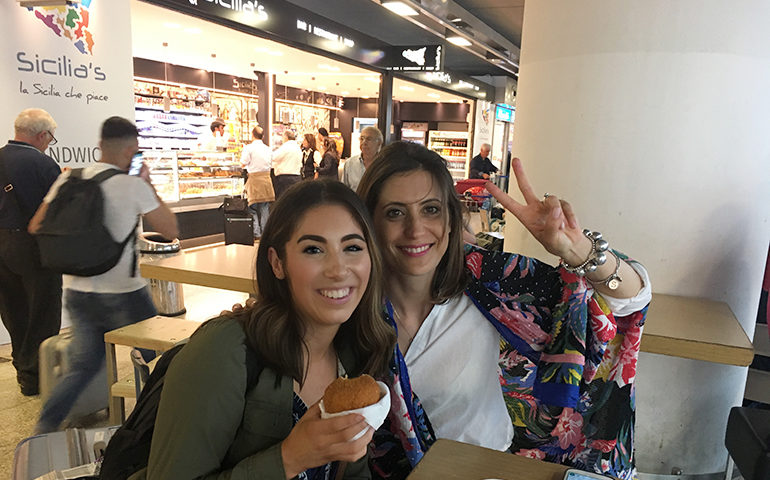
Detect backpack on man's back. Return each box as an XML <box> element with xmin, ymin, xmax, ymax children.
<box><xmin>34</xmin><ymin>168</ymin><xmax>137</xmax><ymax>276</ymax></box>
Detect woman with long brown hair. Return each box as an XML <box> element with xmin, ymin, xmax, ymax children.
<box><xmin>142</xmin><ymin>180</ymin><xmax>395</xmax><ymax>479</ymax></box>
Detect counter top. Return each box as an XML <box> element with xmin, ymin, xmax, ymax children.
<box><xmin>140</xmin><ymin>243</ymin><xmax>257</xmax><ymax>294</ymax></box>
<box><xmin>641</xmin><ymin>293</ymin><xmax>754</xmax><ymax>366</ymax></box>
<box><xmin>407</xmin><ymin>439</ymin><xmax>568</xmax><ymax>480</ymax></box>
<box><xmin>139</xmin><ymin>245</ymin><xmax>754</xmax><ymax>366</ymax></box>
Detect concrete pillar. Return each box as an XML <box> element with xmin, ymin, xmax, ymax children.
<box><xmin>504</xmin><ymin>1</ymin><xmax>770</xmax><ymax>475</ymax></box>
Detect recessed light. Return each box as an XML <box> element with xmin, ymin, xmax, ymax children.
<box><xmin>163</xmin><ymin>22</ymin><xmax>181</xmax><ymax>29</ymax></box>
<box><xmin>318</xmin><ymin>63</ymin><xmax>340</xmax><ymax>72</ymax></box>
<box><xmin>341</xmin><ymin>91</ymin><xmax>350</xmax><ymax>95</ymax></box>
<box><xmin>318</xmin><ymin>86</ymin><xmax>327</xmax><ymax>91</ymax></box>
<box><xmin>361</xmin><ymin>96</ymin><xmax>370</xmax><ymax>99</ymax></box>
<box><xmin>447</xmin><ymin>36</ymin><xmax>472</xmax><ymax>47</ymax></box>
<box><xmin>184</xmin><ymin>27</ymin><xmax>202</xmax><ymax>35</ymax></box>
<box><xmin>365</xmin><ymin>77</ymin><xmax>380</xmax><ymax>83</ymax></box>
<box><xmin>427</xmin><ymin>93</ymin><xmax>440</xmax><ymax>99</ymax></box>
<box><xmin>382</xmin><ymin>1</ymin><xmax>418</xmax><ymax>16</ymax></box>
<box><xmin>399</xmin><ymin>85</ymin><xmax>415</xmax><ymax>92</ymax></box>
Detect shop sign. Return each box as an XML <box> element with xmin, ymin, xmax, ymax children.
<box><xmin>495</xmin><ymin>104</ymin><xmax>515</xmax><ymax>122</ymax></box>
<box><xmin>373</xmin><ymin>45</ymin><xmax>443</xmax><ymax>72</ymax></box>
<box><xmin>473</xmin><ymin>100</ymin><xmax>493</xmax><ymax>147</ymax></box>
<box><xmin>404</xmin><ymin>70</ymin><xmax>492</xmax><ymax>101</ymax></box>
<box><xmin>147</xmin><ymin>0</ymin><xmax>387</xmax><ymax>65</ymax></box>
<box><xmin>1</xmin><ymin>0</ymin><xmax>136</xmax><ymax>166</ymax></box>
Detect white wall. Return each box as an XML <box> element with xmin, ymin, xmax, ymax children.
<box><xmin>506</xmin><ymin>1</ymin><xmax>770</xmax><ymax>474</ymax></box>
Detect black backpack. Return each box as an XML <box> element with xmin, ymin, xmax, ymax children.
<box><xmin>34</xmin><ymin>168</ymin><xmax>138</xmax><ymax>276</ymax></box>
<box><xmin>99</xmin><ymin>332</ymin><xmax>263</xmax><ymax>480</ymax></box>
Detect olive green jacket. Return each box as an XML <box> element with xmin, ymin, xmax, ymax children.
<box><xmin>128</xmin><ymin>316</ymin><xmax>370</xmax><ymax>480</ymax></box>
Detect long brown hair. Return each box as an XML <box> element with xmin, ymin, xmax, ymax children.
<box><xmin>357</xmin><ymin>141</ymin><xmax>468</xmax><ymax>303</ymax></box>
<box><xmin>242</xmin><ymin>179</ymin><xmax>394</xmax><ymax>384</ymax></box>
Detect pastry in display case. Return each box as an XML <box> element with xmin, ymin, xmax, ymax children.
<box><xmin>141</xmin><ymin>151</ymin><xmax>244</xmax><ymax>204</ymax></box>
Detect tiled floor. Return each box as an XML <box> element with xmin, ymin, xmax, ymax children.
<box><xmin>0</xmin><ymin>283</ymin><xmax>248</xmax><ymax>478</ymax></box>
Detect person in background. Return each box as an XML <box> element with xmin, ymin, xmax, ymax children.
<box><xmin>343</xmin><ymin>126</ymin><xmax>383</xmax><ymax>192</ymax></box>
<box><xmin>271</xmin><ymin>130</ymin><xmax>302</xmax><ymax>199</ymax></box>
<box><xmin>359</xmin><ymin>142</ymin><xmax>651</xmax><ymax>479</ymax></box>
<box><xmin>300</xmin><ymin>133</ymin><xmax>318</xmax><ymax>181</ymax></box>
<box><xmin>469</xmin><ymin>143</ymin><xmax>497</xmax><ymax>179</ymax></box>
<box><xmin>139</xmin><ymin>180</ymin><xmax>395</xmax><ymax>479</ymax></box>
<box><xmin>240</xmin><ymin>126</ymin><xmax>274</xmax><ymax>238</ymax></box>
<box><xmin>197</xmin><ymin>118</ymin><xmax>228</xmax><ymax>151</ymax></box>
<box><xmin>317</xmin><ymin>137</ymin><xmax>340</xmax><ymax>181</ymax></box>
<box><xmin>0</xmin><ymin>108</ymin><xmax>62</xmax><ymax>396</ymax></box>
<box><xmin>316</xmin><ymin>127</ymin><xmax>329</xmax><ymax>150</ymax></box>
<box><xmin>31</xmin><ymin>117</ymin><xmax>178</xmax><ymax>433</ymax></box>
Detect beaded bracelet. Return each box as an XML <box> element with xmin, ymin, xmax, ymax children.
<box><xmin>561</xmin><ymin>229</ymin><xmax>609</xmax><ymax>276</ymax></box>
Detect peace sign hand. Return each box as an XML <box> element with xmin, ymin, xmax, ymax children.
<box><xmin>483</xmin><ymin>158</ymin><xmax>591</xmax><ymax>265</ymax></box>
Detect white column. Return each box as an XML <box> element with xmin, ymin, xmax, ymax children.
<box><xmin>505</xmin><ymin>1</ymin><xmax>770</xmax><ymax>475</ymax></box>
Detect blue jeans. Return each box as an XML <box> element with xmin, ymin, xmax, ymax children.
<box><xmin>35</xmin><ymin>287</ymin><xmax>157</xmax><ymax>432</ymax></box>
<box><xmin>249</xmin><ymin>202</ymin><xmax>270</xmax><ymax>237</ymax></box>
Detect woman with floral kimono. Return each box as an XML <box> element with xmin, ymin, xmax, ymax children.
<box><xmin>357</xmin><ymin>141</ymin><xmax>651</xmax><ymax>479</ymax></box>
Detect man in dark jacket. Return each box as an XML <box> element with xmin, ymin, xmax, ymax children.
<box><xmin>0</xmin><ymin>108</ymin><xmax>62</xmax><ymax>396</ymax></box>
<box><xmin>469</xmin><ymin>143</ymin><xmax>498</xmax><ymax>179</ymax></box>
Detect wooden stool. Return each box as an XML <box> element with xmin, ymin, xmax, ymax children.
<box><xmin>104</xmin><ymin>315</ymin><xmax>200</xmax><ymax>424</ymax></box>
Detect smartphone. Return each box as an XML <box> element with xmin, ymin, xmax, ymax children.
<box><xmin>129</xmin><ymin>152</ymin><xmax>143</xmax><ymax>176</ymax></box>
<box><xmin>563</xmin><ymin>469</ymin><xmax>611</xmax><ymax>480</ymax></box>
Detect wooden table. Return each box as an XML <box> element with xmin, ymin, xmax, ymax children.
<box><xmin>407</xmin><ymin>439</ymin><xmax>568</xmax><ymax>480</ymax></box>
<box><xmin>104</xmin><ymin>315</ymin><xmax>200</xmax><ymax>424</ymax></box>
<box><xmin>642</xmin><ymin>293</ymin><xmax>754</xmax><ymax>366</ymax></box>
<box><xmin>140</xmin><ymin>243</ymin><xmax>257</xmax><ymax>294</ymax></box>
<box><xmin>140</xmin><ymin>247</ymin><xmax>754</xmax><ymax>366</ymax></box>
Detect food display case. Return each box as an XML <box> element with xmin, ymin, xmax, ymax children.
<box><xmin>428</xmin><ymin>131</ymin><xmax>469</xmax><ymax>182</ymax></box>
<box><xmin>142</xmin><ymin>151</ymin><xmax>244</xmax><ymax>204</ymax></box>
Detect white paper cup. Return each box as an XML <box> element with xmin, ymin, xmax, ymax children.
<box><xmin>319</xmin><ymin>381</ymin><xmax>390</xmax><ymax>440</ymax></box>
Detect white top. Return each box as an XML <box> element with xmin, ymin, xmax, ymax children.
<box><xmin>341</xmin><ymin>154</ymin><xmax>366</xmax><ymax>192</ymax></box>
<box><xmin>240</xmin><ymin>140</ymin><xmax>272</xmax><ymax>173</ymax></box>
<box><xmin>271</xmin><ymin>139</ymin><xmax>302</xmax><ymax>176</ymax></box>
<box><xmin>405</xmin><ymin>295</ymin><xmax>514</xmax><ymax>451</ymax></box>
<box><xmin>45</xmin><ymin>163</ymin><xmax>160</xmax><ymax>293</ymax></box>
<box><xmin>403</xmin><ymin>262</ymin><xmax>652</xmax><ymax>452</ymax></box>
<box><xmin>196</xmin><ymin>130</ymin><xmax>229</xmax><ymax>151</ymax></box>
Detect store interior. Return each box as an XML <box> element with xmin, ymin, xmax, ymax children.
<box><xmin>129</xmin><ymin>0</ymin><xmax>480</xmax><ymax>242</ymax></box>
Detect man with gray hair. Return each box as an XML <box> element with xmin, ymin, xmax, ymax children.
<box><xmin>0</xmin><ymin>108</ymin><xmax>62</xmax><ymax>396</ymax></box>
<box><xmin>469</xmin><ymin>143</ymin><xmax>497</xmax><ymax>179</ymax></box>
<box><xmin>342</xmin><ymin>126</ymin><xmax>383</xmax><ymax>191</ymax></box>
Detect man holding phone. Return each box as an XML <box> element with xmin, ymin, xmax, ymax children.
<box><xmin>30</xmin><ymin>116</ymin><xmax>178</xmax><ymax>433</ymax></box>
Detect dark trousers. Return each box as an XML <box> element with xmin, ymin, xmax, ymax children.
<box><xmin>272</xmin><ymin>174</ymin><xmax>301</xmax><ymax>200</ymax></box>
<box><xmin>0</xmin><ymin>229</ymin><xmax>62</xmax><ymax>389</ymax></box>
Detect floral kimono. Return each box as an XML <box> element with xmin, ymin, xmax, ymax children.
<box><xmin>371</xmin><ymin>245</ymin><xmax>649</xmax><ymax>479</ymax></box>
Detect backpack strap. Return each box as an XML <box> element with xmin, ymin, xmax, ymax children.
<box><xmin>90</xmin><ymin>167</ymin><xmax>125</xmax><ymax>183</ymax></box>
<box><xmin>0</xmin><ymin>156</ymin><xmax>26</xmax><ymax>224</ymax></box>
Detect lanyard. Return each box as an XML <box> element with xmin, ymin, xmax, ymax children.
<box><xmin>385</xmin><ymin>299</ymin><xmax>428</xmax><ymax>451</ymax></box>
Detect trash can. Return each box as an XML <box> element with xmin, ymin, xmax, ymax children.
<box><xmin>138</xmin><ymin>232</ymin><xmax>186</xmax><ymax>316</ymax></box>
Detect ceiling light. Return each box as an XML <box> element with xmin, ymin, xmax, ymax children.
<box><xmin>382</xmin><ymin>1</ymin><xmax>419</xmax><ymax>16</ymax></box>
<box><xmin>163</xmin><ymin>23</ymin><xmax>181</xmax><ymax>29</ymax></box>
<box><xmin>318</xmin><ymin>63</ymin><xmax>340</xmax><ymax>72</ymax></box>
<box><xmin>365</xmin><ymin>77</ymin><xmax>380</xmax><ymax>83</ymax></box>
<box><xmin>446</xmin><ymin>36</ymin><xmax>471</xmax><ymax>47</ymax></box>
<box><xmin>318</xmin><ymin>86</ymin><xmax>327</xmax><ymax>91</ymax></box>
<box><xmin>341</xmin><ymin>91</ymin><xmax>350</xmax><ymax>95</ymax></box>
<box><xmin>427</xmin><ymin>93</ymin><xmax>440</xmax><ymax>99</ymax></box>
<box><xmin>269</xmin><ymin>50</ymin><xmax>284</xmax><ymax>57</ymax></box>
<box><xmin>361</xmin><ymin>96</ymin><xmax>370</xmax><ymax>99</ymax></box>
<box><xmin>400</xmin><ymin>85</ymin><xmax>415</xmax><ymax>92</ymax></box>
